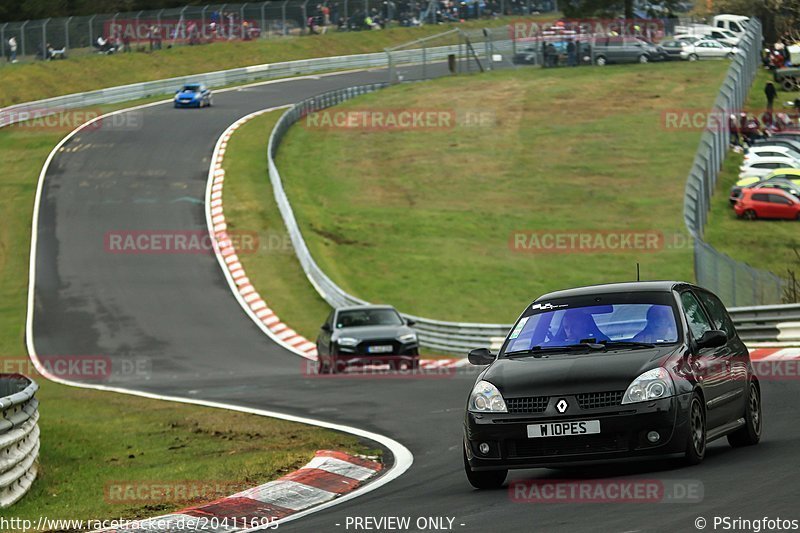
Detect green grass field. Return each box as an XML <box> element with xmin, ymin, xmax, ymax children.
<box><xmin>0</xmin><ymin>100</ymin><xmax>374</xmax><ymax>521</ymax></box>
<box><xmin>704</xmin><ymin>68</ymin><xmax>800</xmax><ymax>280</ymax></box>
<box><xmin>273</xmin><ymin>61</ymin><xmax>730</xmax><ymax>324</ymax></box>
<box><xmin>0</xmin><ymin>16</ymin><xmax>546</xmax><ymax>108</ymax></box>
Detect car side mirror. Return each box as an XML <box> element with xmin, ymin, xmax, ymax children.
<box><xmin>468</xmin><ymin>348</ymin><xmax>495</xmax><ymax>366</ymax></box>
<box><xmin>406</xmin><ymin>318</ymin><xmax>416</xmax><ymax>327</ymax></box>
<box><xmin>696</xmin><ymin>330</ymin><xmax>727</xmax><ymax>349</ymax></box>
<box><xmin>321</xmin><ymin>323</ymin><xmax>332</xmax><ymax>332</ymax></box>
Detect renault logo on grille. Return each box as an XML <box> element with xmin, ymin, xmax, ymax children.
<box><xmin>556</xmin><ymin>399</ymin><xmax>569</xmax><ymax>413</ymax></box>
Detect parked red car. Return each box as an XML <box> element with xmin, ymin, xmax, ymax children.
<box><xmin>733</xmin><ymin>187</ymin><xmax>800</xmax><ymax>220</ymax></box>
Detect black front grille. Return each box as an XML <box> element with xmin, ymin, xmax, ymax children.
<box><xmin>576</xmin><ymin>391</ymin><xmax>624</xmax><ymax>410</ymax></box>
<box><xmin>507</xmin><ymin>434</ymin><xmax>627</xmax><ymax>458</ymax></box>
<box><xmin>506</xmin><ymin>396</ymin><xmax>549</xmax><ymax>414</ymax></box>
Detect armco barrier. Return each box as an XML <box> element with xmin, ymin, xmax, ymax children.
<box><xmin>729</xmin><ymin>304</ymin><xmax>800</xmax><ymax>343</ymax></box>
<box><xmin>0</xmin><ymin>375</ymin><xmax>39</xmax><ymax>508</ymax></box>
<box><xmin>268</xmin><ymin>86</ymin><xmax>800</xmax><ymax>354</ymax></box>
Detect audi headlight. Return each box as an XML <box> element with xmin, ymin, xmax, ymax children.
<box><xmin>621</xmin><ymin>368</ymin><xmax>674</xmax><ymax>404</ymax></box>
<box><xmin>469</xmin><ymin>380</ymin><xmax>507</xmax><ymax>413</ymax></box>
<box><xmin>398</xmin><ymin>332</ymin><xmax>417</xmax><ymax>343</ymax></box>
<box><xmin>337</xmin><ymin>337</ymin><xmax>359</xmax><ymax>347</ymax></box>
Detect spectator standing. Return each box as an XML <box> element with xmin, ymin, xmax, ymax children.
<box><xmin>566</xmin><ymin>39</ymin><xmax>577</xmax><ymax>67</ymax></box>
<box><xmin>8</xmin><ymin>36</ymin><xmax>17</xmax><ymax>63</ymax></box>
<box><xmin>122</xmin><ymin>34</ymin><xmax>131</xmax><ymax>52</ymax></box>
<box><xmin>765</xmin><ymin>81</ymin><xmax>777</xmax><ymax>112</ymax></box>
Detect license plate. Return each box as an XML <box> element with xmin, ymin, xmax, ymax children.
<box><xmin>367</xmin><ymin>345</ymin><xmax>393</xmax><ymax>354</ymax></box>
<box><xmin>527</xmin><ymin>420</ymin><xmax>600</xmax><ymax>438</ymax></box>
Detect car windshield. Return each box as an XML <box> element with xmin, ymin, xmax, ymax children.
<box><xmin>183</xmin><ymin>85</ymin><xmax>201</xmax><ymax>92</ymax></box>
<box><xmin>336</xmin><ymin>309</ymin><xmax>403</xmax><ymax>329</ymax></box>
<box><xmin>503</xmin><ymin>296</ymin><xmax>679</xmax><ymax>355</ymax></box>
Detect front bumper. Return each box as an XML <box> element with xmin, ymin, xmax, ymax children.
<box><xmin>464</xmin><ymin>392</ymin><xmax>692</xmax><ymax>470</ymax></box>
<box><xmin>174</xmin><ymin>99</ymin><xmax>201</xmax><ymax>107</ymax></box>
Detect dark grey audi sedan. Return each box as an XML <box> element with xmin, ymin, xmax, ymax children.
<box><xmin>463</xmin><ymin>281</ymin><xmax>761</xmax><ymax>489</ymax></box>
<box><xmin>316</xmin><ymin>305</ymin><xmax>419</xmax><ymax>374</ymax></box>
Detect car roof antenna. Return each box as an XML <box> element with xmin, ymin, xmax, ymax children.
<box><xmin>636</xmin><ymin>263</ymin><xmax>640</xmax><ymax>282</ymax></box>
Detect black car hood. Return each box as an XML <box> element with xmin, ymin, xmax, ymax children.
<box><xmin>332</xmin><ymin>325</ymin><xmax>411</xmax><ymax>341</ymax></box>
<box><xmin>483</xmin><ymin>346</ymin><xmax>677</xmax><ymax>397</ymax></box>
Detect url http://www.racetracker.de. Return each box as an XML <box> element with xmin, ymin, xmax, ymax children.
<box><xmin>695</xmin><ymin>516</ymin><xmax>800</xmax><ymax>532</ymax></box>
<box><xmin>0</xmin><ymin>516</ymin><xmax>280</xmax><ymax>532</ymax></box>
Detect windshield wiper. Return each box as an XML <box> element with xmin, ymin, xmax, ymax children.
<box><xmin>599</xmin><ymin>340</ymin><xmax>655</xmax><ymax>349</ymax></box>
<box><xmin>505</xmin><ymin>343</ymin><xmax>606</xmax><ymax>358</ymax></box>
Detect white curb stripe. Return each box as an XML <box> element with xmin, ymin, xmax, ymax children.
<box><xmin>304</xmin><ymin>456</ymin><xmax>377</xmax><ymax>481</ymax></box>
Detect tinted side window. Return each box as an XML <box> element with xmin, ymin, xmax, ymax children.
<box><xmin>680</xmin><ymin>292</ymin><xmax>713</xmax><ymax>340</ymax></box>
<box><xmin>697</xmin><ymin>291</ymin><xmax>736</xmax><ymax>339</ymax></box>
<box><xmin>752</xmin><ymin>193</ymin><xmax>769</xmax><ymax>202</ymax></box>
<box><xmin>769</xmin><ymin>194</ymin><xmax>791</xmax><ymax>204</ymax></box>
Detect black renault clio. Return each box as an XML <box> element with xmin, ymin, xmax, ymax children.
<box><xmin>463</xmin><ymin>281</ymin><xmax>761</xmax><ymax>489</ymax></box>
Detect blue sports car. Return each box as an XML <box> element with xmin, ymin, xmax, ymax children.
<box><xmin>174</xmin><ymin>83</ymin><xmax>213</xmax><ymax>108</ymax></box>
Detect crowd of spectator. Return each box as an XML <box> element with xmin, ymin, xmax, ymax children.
<box><xmin>762</xmin><ymin>33</ymin><xmax>798</xmax><ymax>70</ymax></box>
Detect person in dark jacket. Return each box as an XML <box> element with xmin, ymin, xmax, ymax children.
<box><xmin>566</xmin><ymin>39</ymin><xmax>577</xmax><ymax>66</ymax></box>
<box><xmin>765</xmin><ymin>81</ymin><xmax>777</xmax><ymax>112</ymax></box>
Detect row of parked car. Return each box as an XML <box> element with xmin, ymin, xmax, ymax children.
<box><xmin>729</xmin><ymin>132</ymin><xmax>800</xmax><ymax>220</ymax></box>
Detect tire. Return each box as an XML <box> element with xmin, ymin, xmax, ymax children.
<box><xmin>728</xmin><ymin>381</ymin><xmax>762</xmax><ymax>447</ymax></box>
<box><xmin>744</xmin><ymin>209</ymin><xmax>757</xmax><ymax>220</ymax></box>
<box><xmin>684</xmin><ymin>393</ymin><xmax>706</xmax><ymax>465</ymax></box>
<box><xmin>688</xmin><ymin>53</ymin><xmax>698</xmax><ymax>62</ymax></box>
<box><xmin>463</xmin><ymin>444</ymin><xmax>506</xmax><ymax>489</ymax></box>
<box><xmin>639</xmin><ymin>54</ymin><xmax>649</xmax><ymax>64</ymax></box>
<box><xmin>595</xmin><ymin>56</ymin><xmax>607</xmax><ymax>66</ymax></box>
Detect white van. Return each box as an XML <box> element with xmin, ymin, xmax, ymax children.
<box><xmin>712</xmin><ymin>14</ymin><xmax>750</xmax><ymax>37</ymax></box>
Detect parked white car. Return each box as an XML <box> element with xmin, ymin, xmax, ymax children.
<box><xmin>680</xmin><ymin>39</ymin><xmax>739</xmax><ymax>60</ymax></box>
<box><xmin>739</xmin><ymin>158</ymin><xmax>800</xmax><ymax>179</ymax></box>
<box><xmin>713</xmin><ymin>14</ymin><xmax>750</xmax><ymax>38</ymax></box>
<box><xmin>744</xmin><ymin>145</ymin><xmax>800</xmax><ymax>164</ymax></box>
<box><xmin>707</xmin><ymin>28</ymin><xmax>741</xmax><ymax>46</ymax></box>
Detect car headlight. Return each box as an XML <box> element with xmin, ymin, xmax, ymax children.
<box><xmin>469</xmin><ymin>380</ymin><xmax>507</xmax><ymax>413</ymax></box>
<box><xmin>398</xmin><ymin>332</ymin><xmax>417</xmax><ymax>343</ymax></box>
<box><xmin>621</xmin><ymin>368</ymin><xmax>674</xmax><ymax>404</ymax></box>
<box><xmin>337</xmin><ymin>337</ymin><xmax>359</xmax><ymax>347</ymax></box>
<box><xmin>174</xmin><ymin>94</ymin><xmax>180</xmax><ymax>100</ymax></box>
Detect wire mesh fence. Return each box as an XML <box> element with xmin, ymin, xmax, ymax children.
<box><xmin>681</xmin><ymin>18</ymin><xmax>792</xmax><ymax>306</ymax></box>
<box><xmin>0</xmin><ymin>1</ymin><xmax>557</xmax><ymax>63</ymax></box>
<box><xmin>385</xmin><ymin>18</ymin><xmax>676</xmax><ymax>83</ymax></box>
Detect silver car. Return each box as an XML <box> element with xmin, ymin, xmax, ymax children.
<box><xmin>680</xmin><ymin>39</ymin><xmax>739</xmax><ymax>61</ymax></box>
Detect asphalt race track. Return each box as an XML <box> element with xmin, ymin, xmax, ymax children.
<box><xmin>30</xmin><ymin>68</ymin><xmax>800</xmax><ymax>532</ymax></box>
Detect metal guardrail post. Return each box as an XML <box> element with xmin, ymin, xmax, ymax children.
<box><xmin>20</xmin><ymin>20</ymin><xmax>28</xmax><ymax>57</ymax></box>
<box><xmin>260</xmin><ymin>2</ymin><xmax>267</xmax><ymax>38</ymax></box>
<box><xmin>0</xmin><ymin>23</ymin><xmax>6</xmax><ymax>59</ymax></box>
<box><xmin>88</xmin><ymin>14</ymin><xmax>96</xmax><ymax>48</ymax></box>
<box><xmin>41</xmin><ymin>19</ymin><xmax>49</xmax><ymax>59</ymax></box>
<box><xmin>64</xmin><ymin>17</ymin><xmax>72</xmax><ymax>51</ymax></box>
